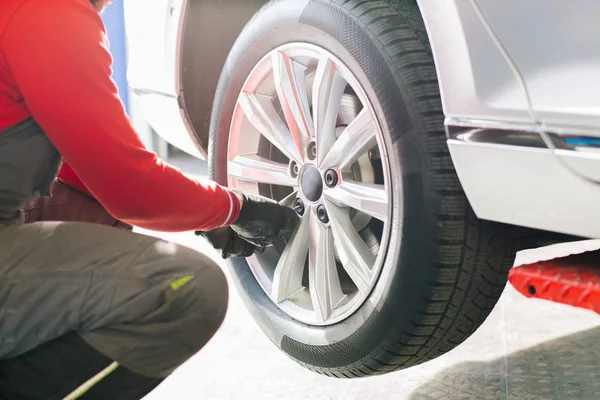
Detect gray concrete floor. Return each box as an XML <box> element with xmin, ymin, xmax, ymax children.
<box><xmin>140</xmin><ymin>154</ymin><xmax>600</xmax><ymax>400</ymax></box>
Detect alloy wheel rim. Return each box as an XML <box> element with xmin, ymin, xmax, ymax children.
<box><xmin>227</xmin><ymin>43</ymin><xmax>392</xmax><ymax>326</ymax></box>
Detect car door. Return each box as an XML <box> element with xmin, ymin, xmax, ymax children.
<box><xmin>474</xmin><ymin>0</ymin><xmax>600</xmax><ymax>182</ymax></box>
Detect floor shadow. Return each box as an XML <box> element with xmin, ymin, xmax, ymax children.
<box><xmin>409</xmin><ymin>326</ymin><xmax>600</xmax><ymax>400</ymax></box>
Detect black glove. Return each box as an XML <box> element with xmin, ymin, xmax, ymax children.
<box><xmin>230</xmin><ymin>191</ymin><xmax>299</xmax><ymax>248</ymax></box>
<box><xmin>196</xmin><ymin>227</ymin><xmax>265</xmax><ymax>259</ymax></box>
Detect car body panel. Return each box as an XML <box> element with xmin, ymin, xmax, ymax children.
<box><xmin>448</xmin><ymin>139</ymin><xmax>600</xmax><ymax>239</ymax></box>
<box><xmin>417</xmin><ymin>0</ymin><xmax>535</xmax><ymax>124</ymax></box>
<box><xmin>475</xmin><ymin>0</ymin><xmax>600</xmax><ymax>133</ymax></box>
<box><xmin>419</xmin><ymin>0</ymin><xmax>600</xmax><ymax>238</ymax></box>
<box><xmin>446</xmin><ymin>118</ymin><xmax>600</xmax><ymax>239</ymax></box>
<box><xmin>124</xmin><ymin>0</ymin><xmax>204</xmax><ymax>158</ymax></box>
<box><xmin>124</xmin><ymin>0</ymin><xmax>177</xmax><ymax>96</ymax></box>
<box><xmin>473</xmin><ymin>0</ymin><xmax>600</xmax><ymax>183</ymax></box>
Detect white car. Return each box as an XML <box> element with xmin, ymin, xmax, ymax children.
<box><xmin>125</xmin><ymin>0</ymin><xmax>600</xmax><ymax>377</ymax></box>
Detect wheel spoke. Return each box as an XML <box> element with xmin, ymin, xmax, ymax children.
<box><xmin>272</xmin><ymin>51</ymin><xmax>313</xmax><ymax>152</ymax></box>
<box><xmin>309</xmin><ymin>214</ymin><xmax>344</xmax><ymax>322</ymax></box>
<box><xmin>271</xmin><ymin>215</ymin><xmax>310</xmax><ymax>303</ymax></box>
<box><xmin>279</xmin><ymin>190</ymin><xmax>299</xmax><ymax>208</ymax></box>
<box><xmin>320</xmin><ymin>108</ymin><xmax>377</xmax><ymax>170</ymax></box>
<box><xmin>326</xmin><ymin>200</ymin><xmax>375</xmax><ymax>294</ymax></box>
<box><xmin>312</xmin><ymin>56</ymin><xmax>347</xmax><ymax>165</ymax></box>
<box><xmin>324</xmin><ymin>181</ymin><xmax>388</xmax><ymax>222</ymax></box>
<box><xmin>238</xmin><ymin>92</ymin><xmax>303</xmax><ymax>163</ymax></box>
<box><xmin>228</xmin><ymin>154</ymin><xmax>295</xmax><ymax>186</ymax></box>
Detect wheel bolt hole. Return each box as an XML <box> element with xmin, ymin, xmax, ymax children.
<box><xmin>307</xmin><ymin>141</ymin><xmax>317</xmax><ymax>161</ymax></box>
<box><xmin>316</xmin><ymin>205</ymin><xmax>329</xmax><ymax>223</ymax></box>
<box><xmin>324</xmin><ymin>169</ymin><xmax>339</xmax><ymax>188</ymax></box>
<box><xmin>527</xmin><ymin>285</ymin><xmax>536</xmax><ymax>296</ymax></box>
<box><xmin>290</xmin><ymin>162</ymin><xmax>299</xmax><ymax>178</ymax></box>
<box><xmin>294</xmin><ymin>199</ymin><xmax>305</xmax><ymax>216</ymax></box>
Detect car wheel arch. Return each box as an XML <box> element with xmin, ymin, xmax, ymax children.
<box><xmin>177</xmin><ymin>0</ymin><xmax>269</xmax><ymax>156</ymax></box>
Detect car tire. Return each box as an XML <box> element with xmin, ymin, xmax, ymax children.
<box><xmin>209</xmin><ymin>0</ymin><xmax>524</xmax><ymax>377</ymax></box>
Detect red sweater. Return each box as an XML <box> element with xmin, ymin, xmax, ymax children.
<box><xmin>0</xmin><ymin>0</ymin><xmax>240</xmax><ymax>232</ymax></box>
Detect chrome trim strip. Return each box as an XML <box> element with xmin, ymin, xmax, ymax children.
<box><xmin>446</xmin><ymin>118</ymin><xmax>547</xmax><ymax>149</ymax></box>
<box><xmin>447</xmin><ymin>117</ymin><xmax>600</xmax><ymax>152</ymax></box>
<box><xmin>445</xmin><ymin>117</ymin><xmax>539</xmax><ymax>133</ymax></box>
<box><xmin>447</xmin><ymin>126</ymin><xmax>547</xmax><ymax>148</ymax></box>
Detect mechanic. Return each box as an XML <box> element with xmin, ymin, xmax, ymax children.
<box><xmin>0</xmin><ymin>0</ymin><xmax>298</xmax><ymax>398</ymax></box>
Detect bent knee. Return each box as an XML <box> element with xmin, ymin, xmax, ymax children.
<box><xmin>138</xmin><ymin>241</ymin><xmax>230</xmax><ymax>335</ymax></box>
<box><xmin>167</xmin><ymin>252</ymin><xmax>229</xmax><ymax>347</ymax></box>
<box><xmin>77</xmin><ymin>246</ymin><xmax>231</xmax><ymax>378</ymax></box>
<box><xmin>180</xmin><ymin>258</ymin><xmax>229</xmax><ymax>327</ymax></box>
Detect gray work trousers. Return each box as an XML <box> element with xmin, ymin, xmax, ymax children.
<box><xmin>0</xmin><ymin>220</ymin><xmax>228</xmax><ymax>379</ymax></box>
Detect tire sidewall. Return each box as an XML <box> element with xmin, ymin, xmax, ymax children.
<box><xmin>210</xmin><ymin>0</ymin><xmax>436</xmax><ymax>365</ymax></box>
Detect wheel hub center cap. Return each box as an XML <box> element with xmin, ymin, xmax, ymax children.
<box><xmin>301</xmin><ymin>166</ymin><xmax>323</xmax><ymax>202</ymax></box>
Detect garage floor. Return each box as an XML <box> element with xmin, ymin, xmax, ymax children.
<box><xmin>141</xmin><ymin>154</ymin><xmax>600</xmax><ymax>400</ymax></box>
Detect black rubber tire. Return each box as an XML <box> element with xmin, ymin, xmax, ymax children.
<box><xmin>208</xmin><ymin>0</ymin><xmax>522</xmax><ymax>377</ymax></box>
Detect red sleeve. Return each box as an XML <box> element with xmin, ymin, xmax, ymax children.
<box><xmin>1</xmin><ymin>0</ymin><xmax>240</xmax><ymax>232</ymax></box>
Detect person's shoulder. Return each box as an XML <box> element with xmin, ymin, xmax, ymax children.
<box><xmin>2</xmin><ymin>0</ymin><xmax>90</xmax><ymax>17</ymax></box>
<box><xmin>6</xmin><ymin>0</ymin><xmax>100</xmax><ymax>24</ymax></box>
<box><xmin>3</xmin><ymin>0</ymin><xmax>104</xmax><ymax>42</ymax></box>
<box><xmin>12</xmin><ymin>0</ymin><xmax>95</xmax><ymax>9</ymax></box>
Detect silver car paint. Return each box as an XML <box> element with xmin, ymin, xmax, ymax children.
<box><xmin>417</xmin><ymin>0</ymin><xmax>536</xmax><ymax>124</ymax></box>
<box><xmin>473</xmin><ymin>0</ymin><xmax>600</xmax><ymax>186</ymax></box>
<box><xmin>476</xmin><ymin>0</ymin><xmax>600</xmax><ymax>133</ymax></box>
<box><xmin>124</xmin><ymin>0</ymin><xmax>204</xmax><ymax>158</ymax></box>
<box><xmin>447</xmin><ymin>139</ymin><xmax>600</xmax><ymax>239</ymax></box>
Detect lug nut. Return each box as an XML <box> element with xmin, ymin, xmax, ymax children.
<box><xmin>290</xmin><ymin>161</ymin><xmax>300</xmax><ymax>178</ymax></box>
<box><xmin>294</xmin><ymin>198</ymin><xmax>305</xmax><ymax>216</ymax></box>
<box><xmin>316</xmin><ymin>204</ymin><xmax>329</xmax><ymax>223</ymax></box>
<box><xmin>307</xmin><ymin>141</ymin><xmax>317</xmax><ymax>161</ymax></box>
<box><xmin>325</xmin><ymin>169</ymin><xmax>339</xmax><ymax>188</ymax></box>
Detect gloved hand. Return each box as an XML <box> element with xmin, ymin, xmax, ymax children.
<box><xmin>196</xmin><ymin>227</ymin><xmax>265</xmax><ymax>259</ymax></box>
<box><xmin>230</xmin><ymin>191</ymin><xmax>299</xmax><ymax>248</ymax></box>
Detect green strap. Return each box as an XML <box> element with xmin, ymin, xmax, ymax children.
<box><xmin>63</xmin><ymin>361</ymin><xmax>120</xmax><ymax>400</ymax></box>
